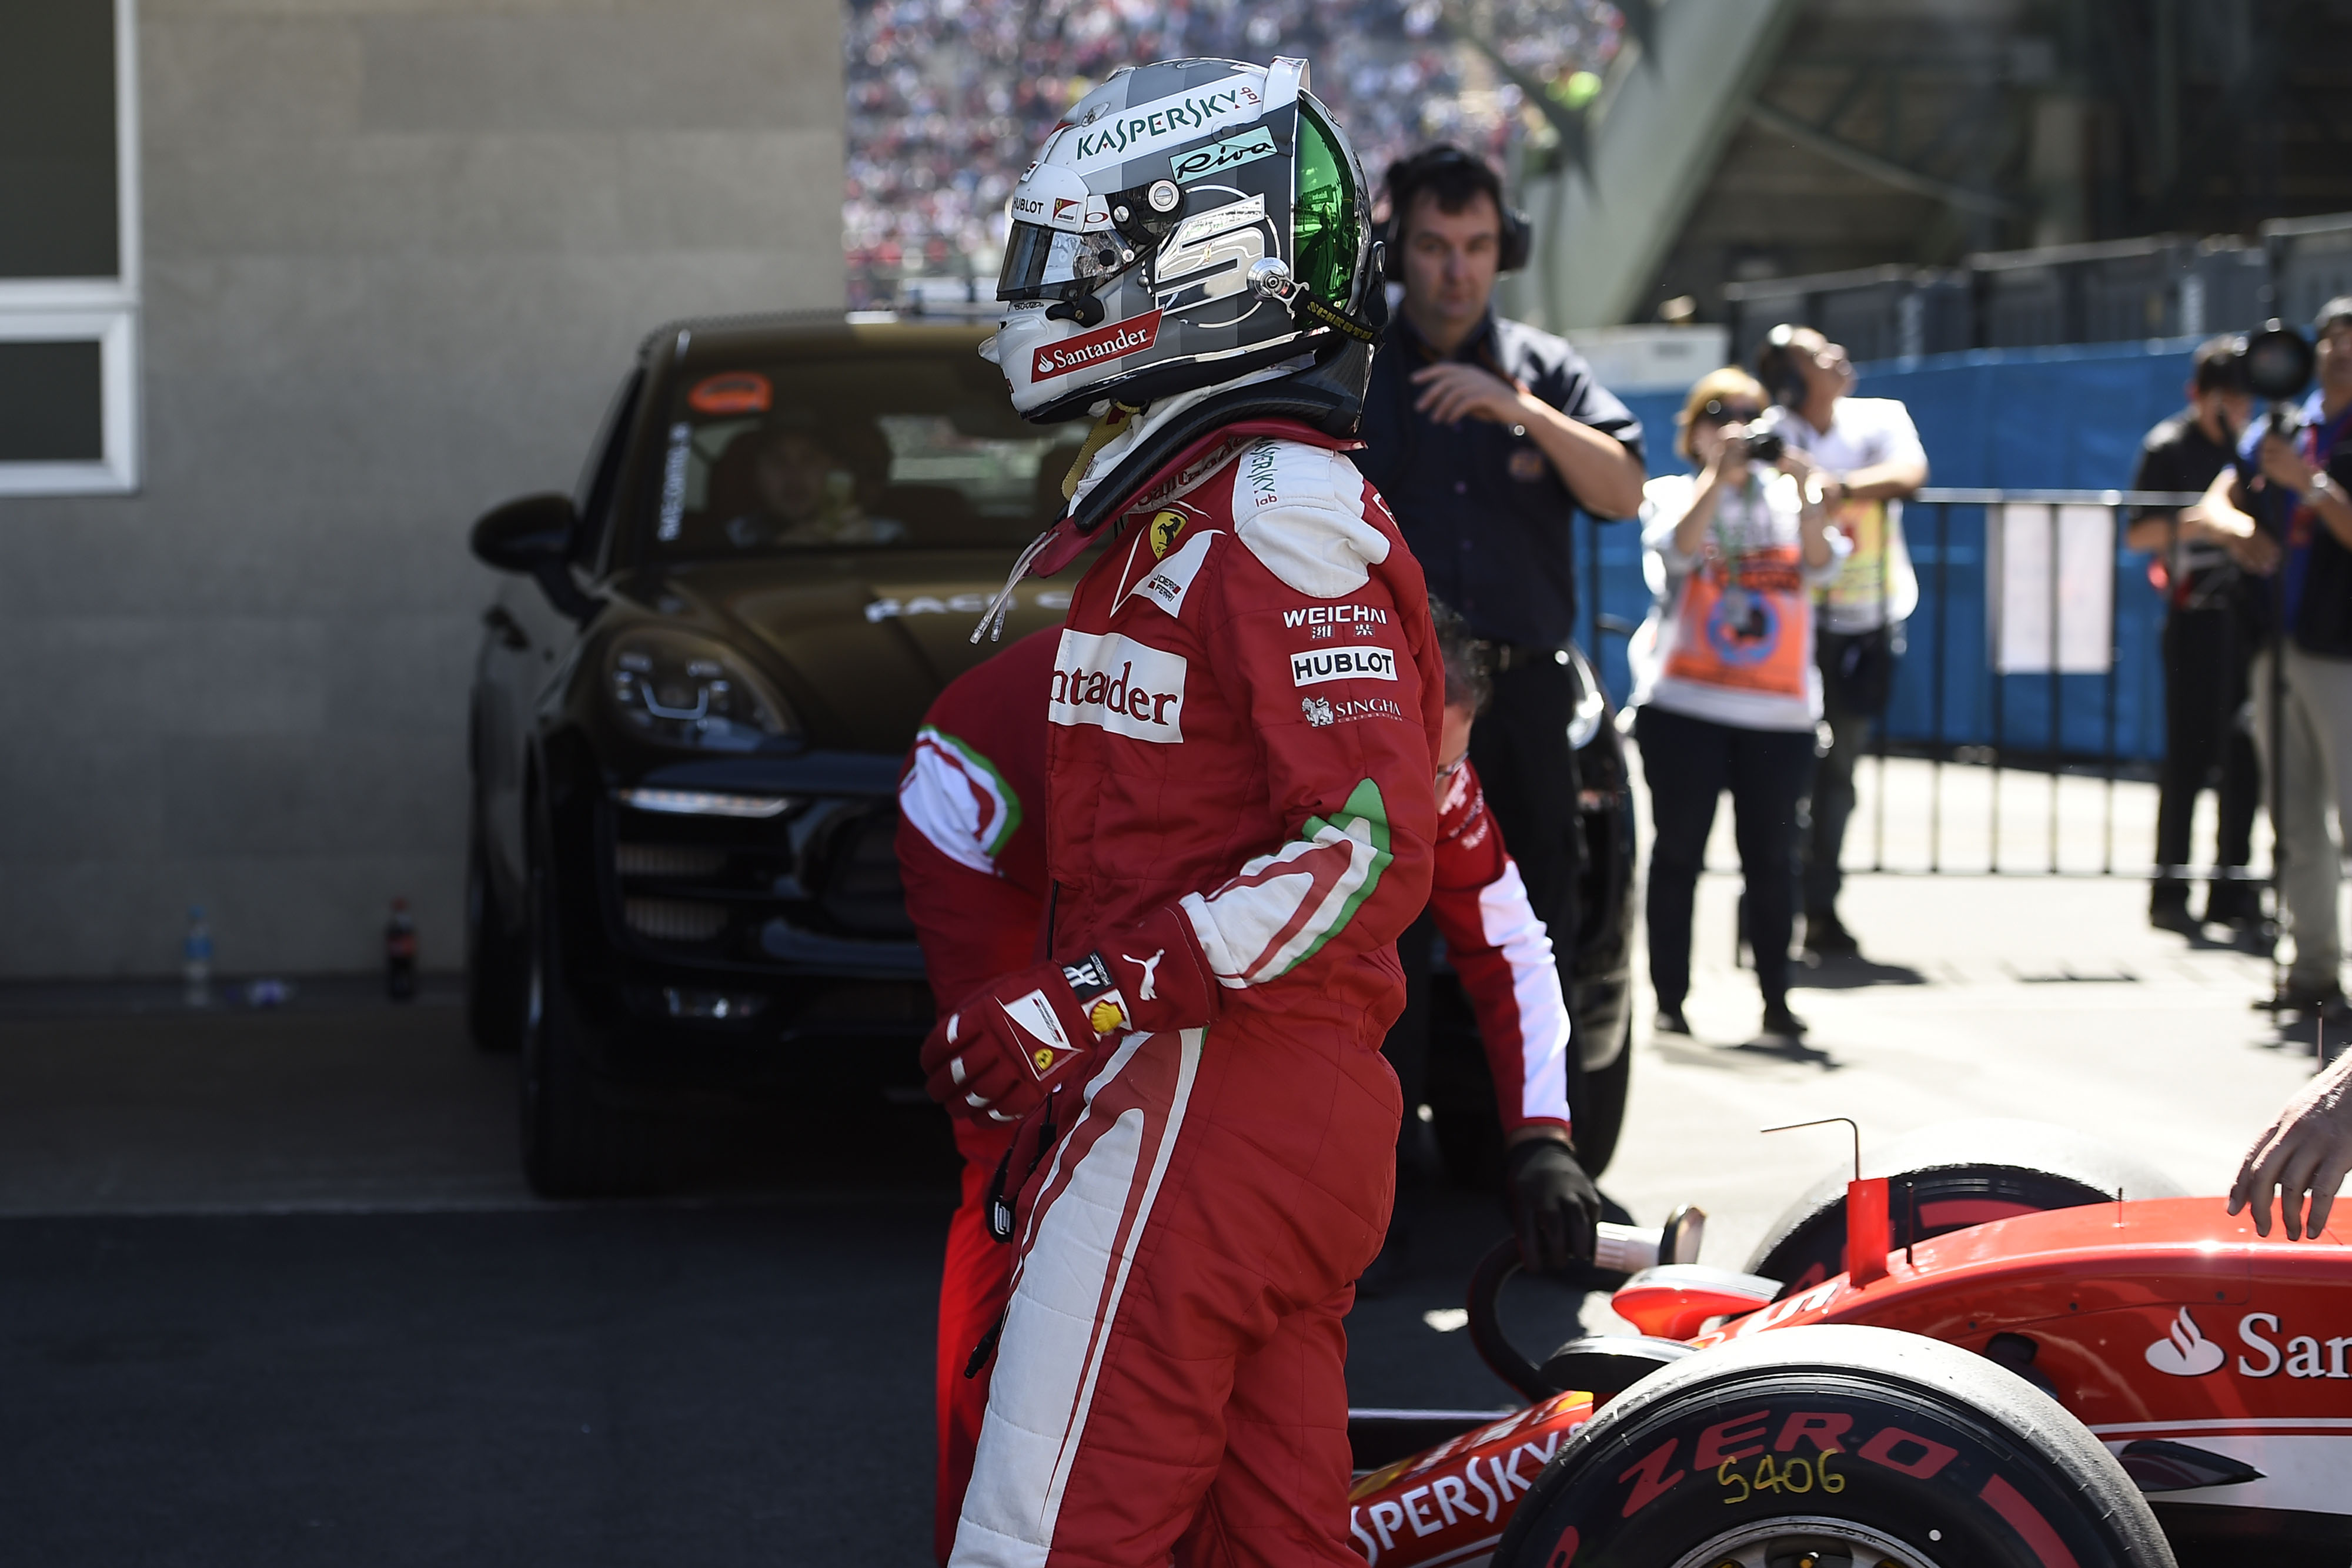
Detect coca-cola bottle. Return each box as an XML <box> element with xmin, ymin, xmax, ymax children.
<box><xmin>385</xmin><ymin>897</ymin><xmax>417</xmax><ymax>1001</ymax></box>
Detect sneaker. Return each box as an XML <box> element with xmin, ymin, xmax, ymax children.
<box><xmin>1654</xmin><ymin>1007</ymin><xmax>1690</xmax><ymax>1037</ymax></box>
<box><xmin>1802</xmin><ymin>910</ymin><xmax>1860</xmax><ymax>959</ymax></box>
<box><xmin>2201</xmin><ymin>882</ymin><xmax>2259</xmax><ymax>928</ymax></box>
<box><xmin>1760</xmin><ymin>1004</ymin><xmax>1810</xmax><ymax>1039</ymax></box>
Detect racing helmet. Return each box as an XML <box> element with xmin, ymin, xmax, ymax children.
<box><xmin>982</xmin><ymin>57</ymin><xmax>1381</xmax><ymax>425</ymax></box>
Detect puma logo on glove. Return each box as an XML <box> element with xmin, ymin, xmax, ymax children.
<box><xmin>918</xmin><ymin>907</ymin><xmax>1218</xmax><ymax>1122</ymax></box>
<box><xmin>1122</xmin><ymin>948</ymin><xmax>1165</xmax><ymax>1002</ymax></box>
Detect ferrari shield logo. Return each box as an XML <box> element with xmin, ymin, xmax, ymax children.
<box><xmin>1002</xmin><ymin>987</ymin><xmax>1081</xmax><ymax>1079</ymax></box>
<box><xmin>1150</xmin><ymin>509</ymin><xmax>1187</xmax><ymax>558</ymax></box>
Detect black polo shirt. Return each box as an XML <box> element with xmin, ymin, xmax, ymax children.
<box><xmin>2130</xmin><ymin>409</ymin><xmax>2241</xmax><ymax>603</ymax></box>
<box><xmin>1352</xmin><ymin>310</ymin><xmax>1643</xmax><ymax>649</ymax></box>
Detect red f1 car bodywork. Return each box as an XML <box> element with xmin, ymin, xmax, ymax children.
<box><xmin>1348</xmin><ymin>1194</ymin><xmax>2350</xmax><ymax>1568</ymax></box>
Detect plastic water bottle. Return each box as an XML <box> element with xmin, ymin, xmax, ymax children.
<box><xmin>385</xmin><ymin>897</ymin><xmax>417</xmax><ymax>1001</ymax></box>
<box><xmin>183</xmin><ymin>906</ymin><xmax>213</xmax><ymax>1008</ymax></box>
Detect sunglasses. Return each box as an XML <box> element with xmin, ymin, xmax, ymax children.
<box><xmin>1695</xmin><ymin>399</ymin><xmax>1763</xmax><ymax>426</ymax></box>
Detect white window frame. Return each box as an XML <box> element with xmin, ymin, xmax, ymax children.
<box><xmin>0</xmin><ymin>0</ymin><xmax>141</xmax><ymax>496</ymax></box>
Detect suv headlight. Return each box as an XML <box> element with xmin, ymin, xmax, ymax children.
<box><xmin>607</xmin><ymin>630</ymin><xmax>796</xmax><ymax>751</ymax></box>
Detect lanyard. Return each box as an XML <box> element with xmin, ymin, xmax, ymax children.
<box><xmin>1706</xmin><ymin>474</ymin><xmax>1772</xmax><ymax>587</ymax></box>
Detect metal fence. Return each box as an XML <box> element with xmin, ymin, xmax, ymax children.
<box><xmin>1578</xmin><ymin>486</ymin><xmax>2267</xmax><ymax>884</ymax></box>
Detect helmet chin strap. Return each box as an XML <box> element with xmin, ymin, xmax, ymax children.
<box><xmin>1061</xmin><ymin>404</ymin><xmax>1143</xmax><ymax>502</ymax></box>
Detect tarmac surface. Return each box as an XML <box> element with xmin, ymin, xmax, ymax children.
<box><xmin>1</xmin><ymin>763</ymin><xmax>2342</xmax><ymax>1564</ymax></box>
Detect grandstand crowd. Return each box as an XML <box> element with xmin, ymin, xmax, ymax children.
<box><xmin>843</xmin><ymin>0</ymin><xmax>1624</xmax><ymax>308</ymax></box>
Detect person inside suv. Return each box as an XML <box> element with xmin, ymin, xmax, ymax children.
<box><xmin>711</xmin><ymin>412</ymin><xmax>905</xmax><ymax>547</ymax></box>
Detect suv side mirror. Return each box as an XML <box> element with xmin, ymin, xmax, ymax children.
<box><xmin>470</xmin><ymin>493</ymin><xmax>598</xmax><ymax>621</ymax></box>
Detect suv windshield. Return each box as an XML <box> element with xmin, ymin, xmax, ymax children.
<box><xmin>644</xmin><ymin>352</ymin><xmax>1081</xmax><ymax>559</ymax></box>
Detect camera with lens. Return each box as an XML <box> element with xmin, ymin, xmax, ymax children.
<box><xmin>2242</xmin><ymin>320</ymin><xmax>2317</xmax><ymax>440</ymax></box>
<box><xmin>1742</xmin><ymin>428</ymin><xmax>1785</xmax><ymax>464</ymax></box>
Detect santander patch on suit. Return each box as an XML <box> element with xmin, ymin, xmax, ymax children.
<box><xmin>1050</xmin><ymin>630</ymin><xmax>1187</xmax><ymax>742</ymax></box>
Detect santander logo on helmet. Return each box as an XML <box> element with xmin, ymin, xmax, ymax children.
<box><xmin>978</xmin><ymin>55</ymin><xmax>1377</xmax><ymax>426</ymax></box>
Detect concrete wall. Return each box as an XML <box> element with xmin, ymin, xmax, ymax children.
<box><xmin>0</xmin><ymin>0</ymin><xmax>843</xmax><ymax>977</ymax></box>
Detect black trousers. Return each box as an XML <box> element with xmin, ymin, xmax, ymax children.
<box><xmin>2153</xmin><ymin>604</ymin><xmax>2259</xmax><ymax>918</ymax></box>
<box><xmin>1384</xmin><ymin>653</ymin><xmax>1585</xmax><ymax>1126</ymax></box>
<box><xmin>1635</xmin><ymin>704</ymin><xmax>1816</xmax><ymax>1014</ymax></box>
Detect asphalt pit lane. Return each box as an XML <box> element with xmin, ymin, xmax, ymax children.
<box><xmin>45</xmin><ymin>1329</ymin><xmax>206</xmax><ymax>1366</ymax></box>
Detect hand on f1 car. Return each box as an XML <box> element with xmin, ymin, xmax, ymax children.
<box><xmin>2230</xmin><ymin>1049</ymin><xmax>2352</xmax><ymax>1240</ymax></box>
<box><xmin>919</xmin><ymin>905</ymin><xmax>1215</xmax><ymax>1123</ymax></box>
<box><xmin>1504</xmin><ymin>1134</ymin><xmax>1601</xmax><ymax>1275</ymax></box>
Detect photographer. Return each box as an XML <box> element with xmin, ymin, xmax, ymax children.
<box><xmin>1354</xmin><ymin>145</ymin><xmax>1644</xmax><ymax>1107</ymax></box>
<box><xmin>2126</xmin><ymin>336</ymin><xmax>2267</xmax><ymax>935</ymax></box>
<box><xmin>1752</xmin><ymin>326</ymin><xmax>1928</xmax><ymax>962</ymax></box>
<box><xmin>2200</xmin><ymin>298</ymin><xmax>2352</xmax><ymax>1019</ymax></box>
<box><xmin>1629</xmin><ymin>369</ymin><xmax>1846</xmax><ymax>1041</ymax></box>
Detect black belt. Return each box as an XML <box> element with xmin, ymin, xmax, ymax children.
<box><xmin>1491</xmin><ymin>640</ymin><xmax>1570</xmax><ymax>672</ymax></box>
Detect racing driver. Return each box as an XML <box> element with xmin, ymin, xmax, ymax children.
<box><xmin>920</xmin><ymin>56</ymin><xmax>1443</xmax><ymax>1568</ymax></box>
<box><xmin>898</xmin><ymin>609</ymin><xmax>1599</xmax><ymax>1562</ymax></box>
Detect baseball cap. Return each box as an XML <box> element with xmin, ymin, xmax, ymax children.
<box><xmin>2314</xmin><ymin>295</ymin><xmax>2352</xmax><ymax>334</ymax></box>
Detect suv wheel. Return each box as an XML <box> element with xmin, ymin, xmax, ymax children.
<box><xmin>464</xmin><ymin>820</ymin><xmax>527</xmax><ymax>1052</ymax></box>
<box><xmin>518</xmin><ymin>797</ymin><xmax>656</xmax><ymax>1199</ymax></box>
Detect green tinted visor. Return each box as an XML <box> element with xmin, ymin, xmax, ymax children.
<box><xmin>1292</xmin><ymin>101</ymin><xmax>1361</xmax><ymax>306</ymax></box>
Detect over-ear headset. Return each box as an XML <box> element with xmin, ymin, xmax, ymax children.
<box><xmin>1378</xmin><ymin>144</ymin><xmax>1532</xmax><ymax>280</ymax></box>
<box><xmin>1756</xmin><ymin>323</ymin><xmax>1810</xmax><ymax>408</ymax></box>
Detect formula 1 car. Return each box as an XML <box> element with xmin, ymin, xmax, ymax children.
<box><xmin>1345</xmin><ymin>1120</ymin><xmax>2350</xmax><ymax>1568</ymax></box>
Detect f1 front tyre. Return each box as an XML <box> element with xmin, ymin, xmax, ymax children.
<box><xmin>1746</xmin><ymin>1119</ymin><xmax>2187</xmax><ymax>1295</ymax></box>
<box><xmin>1491</xmin><ymin>1325</ymin><xmax>2174</xmax><ymax>1568</ymax></box>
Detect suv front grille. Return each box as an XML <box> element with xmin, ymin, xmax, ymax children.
<box><xmin>624</xmin><ymin>897</ymin><xmax>731</xmax><ymax>942</ymax></box>
<box><xmin>608</xmin><ymin>793</ymin><xmax>915</xmax><ymax>961</ymax></box>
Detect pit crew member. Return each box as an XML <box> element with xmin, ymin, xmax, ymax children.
<box><xmin>1420</xmin><ymin>597</ymin><xmax>1600</xmax><ymax>1272</ymax></box>
<box><xmin>894</xmin><ymin>628</ymin><xmax>1057</xmax><ymax>1567</ymax></box>
<box><xmin>2232</xmin><ymin>1046</ymin><xmax>2352</xmax><ymax>1241</ymax></box>
<box><xmin>924</xmin><ymin>57</ymin><xmax>1441</xmax><ymax>1568</ymax></box>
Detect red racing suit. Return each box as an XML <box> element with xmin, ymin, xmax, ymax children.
<box><xmin>950</xmin><ymin>422</ymin><xmax>1442</xmax><ymax>1568</ymax></box>
<box><xmin>894</xmin><ymin>628</ymin><xmax>1058</xmax><ymax>1567</ymax></box>
<box><xmin>900</xmin><ymin>648</ymin><xmax>1575</xmax><ymax>1562</ymax></box>
<box><xmin>1428</xmin><ymin>760</ymin><xmax>1574</xmax><ymax>1138</ymax></box>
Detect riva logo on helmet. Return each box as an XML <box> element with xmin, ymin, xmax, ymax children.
<box><xmin>1031</xmin><ymin>310</ymin><xmax>1165</xmax><ymax>380</ymax></box>
<box><xmin>1172</xmin><ymin>127</ymin><xmax>1278</xmax><ymax>183</ymax></box>
<box><xmin>1154</xmin><ymin>196</ymin><xmax>1269</xmax><ymax>309</ymax></box>
<box><xmin>1291</xmin><ymin>647</ymin><xmax>1398</xmax><ymax>687</ymax></box>
<box><xmin>1049</xmin><ymin>629</ymin><xmax>1187</xmax><ymax>741</ymax></box>
<box><xmin>1068</xmin><ymin>84</ymin><xmax>1263</xmax><ymax>170</ymax></box>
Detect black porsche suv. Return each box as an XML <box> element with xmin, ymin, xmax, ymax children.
<box><xmin>465</xmin><ymin>313</ymin><xmax>1635</xmax><ymax>1197</ymax></box>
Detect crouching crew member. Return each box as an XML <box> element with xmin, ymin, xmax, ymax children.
<box><xmin>893</xmin><ymin>628</ymin><xmax>1055</xmax><ymax>1567</ymax></box>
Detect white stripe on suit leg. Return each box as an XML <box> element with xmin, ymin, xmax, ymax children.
<box><xmin>949</xmin><ymin>1029</ymin><xmax>1202</xmax><ymax>1568</ymax></box>
<box><xmin>1040</xmin><ymin>1029</ymin><xmax>1202</xmax><ymax>1537</ymax></box>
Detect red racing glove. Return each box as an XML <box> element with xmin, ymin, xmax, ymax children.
<box><xmin>919</xmin><ymin>905</ymin><xmax>1216</xmax><ymax>1122</ymax></box>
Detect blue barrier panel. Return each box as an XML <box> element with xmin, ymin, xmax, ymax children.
<box><xmin>1573</xmin><ymin>339</ymin><xmax>2206</xmax><ymax>762</ymax></box>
